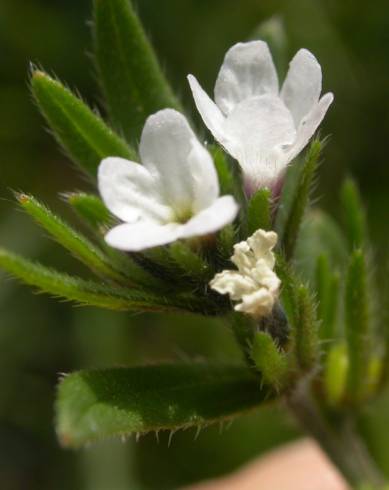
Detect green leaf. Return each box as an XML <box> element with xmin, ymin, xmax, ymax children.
<box><xmin>251</xmin><ymin>331</ymin><xmax>289</xmax><ymax>391</ymax></box>
<box><xmin>93</xmin><ymin>0</ymin><xmax>181</xmax><ymax>142</ymax></box>
<box><xmin>17</xmin><ymin>193</ymin><xmax>122</xmax><ymax>282</ymax></box>
<box><xmin>56</xmin><ymin>364</ymin><xmax>271</xmax><ymax>448</ymax></box>
<box><xmin>315</xmin><ymin>254</ymin><xmax>340</xmax><ymax>344</ymax></box>
<box><xmin>66</xmin><ymin>192</ymin><xmax>111</xmax><ymax>231</ymax></box>
<box><xmin>0</xmin><ymin>249</ymin><xmax>160</xmax><ymax>311</ymax></box>
<box><xmin>281</xmin><ymin>138</ymin><xmax>322</xmax><ymax>261</ymax></box>
<box><xmin>31</xmin><ymin>70</ymin><xmax>135</xmax><ymax>177</ymax></box>
<box><xmin>293</xmin><ymin>285</ymin><xmax>320</xmax><ymax>371</ymax></box>
<box><xmin>341</xmin><ymin>178</ymin><xmax>367</xmax><ymax>251</ymax></box>
<box><xmin>0</xmin><ymin>249</ymin><xmax>212</xmax><ymax>314</ymax></box>
<box><xmin>344</xmin><ymin>249</ymin><xmax>371</xmax><ymax>402</ymax></box>
<box><xmin>247</xmin><ymin>187</ymin><xmax>271</xmax><ymax>236</ymax></box>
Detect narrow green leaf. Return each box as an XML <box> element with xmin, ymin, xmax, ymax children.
<box><xmin>93</xmin><ymin>0</ymin><xmax>181</xmax><ymax>141</ymax></box>
<box><xmin>56</xmin><ymin>364</ymin><xmax>271</xmax><ymax>448</ymax></box>
<box><xmin>66</xmin><ymin>192</ymin><xmax>111</xmax><ymax>231</ymax></box>
<box><xmin>282</xmin><ymin>138</ymin><xmax>322</xmax><ymax>261</ymax></box>
<box><xmin>251</xmin><ymin>331</ymin><xmax>289</xmax><ymax>391</ymax></box>
<box><xmin>293</xmin><ymin>285</ymin><xmax>320</xmax><ymax>371</ymax></box>
<box><xmin>345</xmin><ymin>249</ymin><xmax>371</xmax><ymax>402</ymax></box>
<box><xmin>17</xmin><ymin>193</ymin><xmax>122</xmax><ymax>282</ymax></box>
<box><xmin>341</xmin><ymin>178</ymin><xmax>367</xmax><ymax>251</ymax></box>
<box><xmin>31</xmin><ymin>70</ymin><xmax>135</xmax><ymax>176</ymax></box>
<box><xmin>247</xmin><ymin>188</ymin><xmax>271</xmax><ymax>236</ymax></box>
<box><xmin>315</xmin><ymin>254</ymin><xmax>340</xmax><ymax>344</ymax></box>
<box><xmin>0</xmin><ymin>249</ymin><xmax>211</xmax><ymax>314</ymax></box>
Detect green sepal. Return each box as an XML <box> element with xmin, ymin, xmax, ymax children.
<box><xmin>341</xmin><ymin>178</ymin><xmax>367</xmax><ymax>251</ymax></box>
<box><xmin>281</xmin><ymin>138</ymin><xmax>322</xmax><ymax>261</ymax></box>
<box><xmin>251</xmin><ymin>331</ymin><xmax>289</xmax><ymax>391</ymax></box>
<box><xmin>56</xmin><ymin>364</ymin><xmax>271</xmax><ymax>448</ymax></box>
<box><xmin>315</xmin><ymin>254</ymin><xmax>340</xmax><ymax>344</ymax></box>
<box><xmin>168</xmin><ymin>241</ymin><xmax>211</xmax><ymax>283</ymax></box>
<box><xmin>211</xmin><ymin>145</ymin><xmax>236</xmax><ymax>196</ymax></box>
<box><xmin>65</xmin><ymin>192</ymin><xmax>111</xmax><ymax>231</ymax></box>
<box><xmin>293</xmin><ymin>284</ymin><xmax>320</xmax><ymax>371</ymax></box>
<box><xmin>31</xmin><ymin>70</ymin><xmax>135</xmax><ymax>177</ymax></box>
<box><xmin>16</xmin><ymin>193</ymin><xmax>122</xmax><ymax>282</ymax></box>
<box><xmin>93</xmin><ymin>0</ymin><xmax>181</xmax><ymax>142</ymax></box>
<box><xmin>344</xmin><ymin>249</ymin><xmax>371</xmax><ymax>402</ymax></box>
<box><xmin>247</xmin><ymin>187</ymin><xmax>271</xmax><ymax>236</ymax></box>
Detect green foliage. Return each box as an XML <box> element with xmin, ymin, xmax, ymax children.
<box><xmin>31</xmin><ymin>70</ymin><xmax>135</xmax><ymax>177</ymax></box>
<box><xmin>251</xmin><ymin>331</ymin><xmax>289</xmax><ymax>391</ymax></box>
<box><xmin>93</xmin><ymin>0</ymin><xmax>181</xmax><ymax>142</ymax></box>
<box><xmin>211</xmin><ymin>145</ymin><xmax>236</xmax><ymax>196</ymax></box>
<box><xmin>324</xmin><ymin>342</ymin><xmax>349</xmax><ymax>406</ymax></box>
<box><xmin>293</xmin><ymin>285</ymin><xmax>320</xmax><ymax>371</ymax></box>
<box><xmin>0</xmin><ymin>249</ymin><xmax>159</xmax><ymax>311</ymax></box>
<box><xmin>247</xmin><ymin>188</ymin><xmax>271</xmax><ymax>236</ymax></box>
<box><xmin>169</xmin><ymin>241</ymin><xmax>211</xmax><ymax>283</ymax></box>
<box><xmin>16</xmin><ymin>193</ymin><xmax>122</xmax><ymax>282</ymax></box>
<box><xmin>216</xmin><ymin>224</ymin><xmax>237</xmax><ymax>265</ymax></box>
<box><xmin>66</xmin><ymin>193</ymin><xmax>111</xmax><ymax>231</ymax></box>
<box><xmin>281</xmin><ymin>139</ymin><xmax>322</xmax><ymax>261</ymax></box>
<box><xmin>341</xmin><ymin>178</ymin><xmax>367</xmax><ymax>251</ymax></box>
<box><xmin>294</xmin><ymin>209</ymin><xmax>348</xmax><ymax>284</ymax></box>
<box><xmin>345</xmin><ymin>249</ymin><xmax>371</xmax><ymax>402</ymax></box>
<box><xmin>56</xmin><ymin>364</ymin><xmax>270</xmax><ymax>448</ymax></box>
<box><xmin>0</xmin><ymin>248</ymin><xmax>214</xmax><ymax>314</ymax></box>
<box><xmin>315</xmin><ymin>254</ymin><xmax>340</xmax><ymax>344</ymax></box>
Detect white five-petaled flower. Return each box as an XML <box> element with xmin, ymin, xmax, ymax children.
<box><xmin>210</xmin><ymin>229</ymin><xmax>280</xmax><ymax>319</ymax></box>
<box><xmin>188</xmin><ymin>41</ymin><xmax>334</xmax><ymax>194</ymax></box>
<box><xmin>98</xmin><ymin>109</ymin><xmax>239</xmax><ymax>251</ymax></box>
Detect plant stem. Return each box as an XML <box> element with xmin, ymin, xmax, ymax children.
<box><xmin>286</xmin><ymin>383</ymin><xmax>386</xmax><ymax>489</ymax></box>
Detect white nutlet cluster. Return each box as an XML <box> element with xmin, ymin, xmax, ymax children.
<box><xmin>210</xmin><ymin>229</ymin><xmax>281</xmax><ymax>319</ymax></box>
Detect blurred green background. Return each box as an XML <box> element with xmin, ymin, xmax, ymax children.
<box><xmin>0</xmin><ymin>0</ymin><xmax>388</xmax><ymax>489</ymax></box>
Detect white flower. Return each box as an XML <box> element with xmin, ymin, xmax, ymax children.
<box><xmin>98</xmin><ymin>109</ymin><xmax>239</xmax><ymax>251</ymax></box>
<box><xmin>210</xmin><ymin>229</ymin><xmax>280</xmax><ymax>319</ymax></box>
<box><xmin>188</xmin><ymin>41</ymin><xmax>334</xmax><ymax>193</ymax></box>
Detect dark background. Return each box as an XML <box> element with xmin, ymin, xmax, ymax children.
<box><xmin>0</xmin><ymin>1</ymin><xmax>388</xmax><ymax>489</ymax></box>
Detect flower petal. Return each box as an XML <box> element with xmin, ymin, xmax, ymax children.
<box><xmin>285</xmin><ymin>92</ymin><xmax>334</xmax><ymax>164</ymax></box>
<box><xmin>139</xmin><ymin>108</ymin><xmax>219</xmax><ymax>213</ymax></box>
<box><xmin>178</xmin><ymin>195</ymin><xmax>239</xmax><ymax>239</ymax></box>
<box><xmin>98</xmin><ymin>157</ymin><xmax>172</xmax><ymax>223</ymax></box>
<box><xmin>224</xmin><ymin>94</ymin><xmax>296</xmax><ymax>185</ymax></box>
<box><xmin>281</xmin><ymin>49</ymin><xmax>322</xmax><ymax>127</ymax></box>
<box><xmin>104</xmin><ymin>222</ymin><xmax>181</xmax><ymax>251</ymax></box>
<box><xmin>187</xmin><ymin>75</ymin><xmax>230</xmax><ymax>148</ymax></box>
<box><xmin>214</xmin><ymin>41</ymin><xmax>279</xmax><ymax>116</ymax></box>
